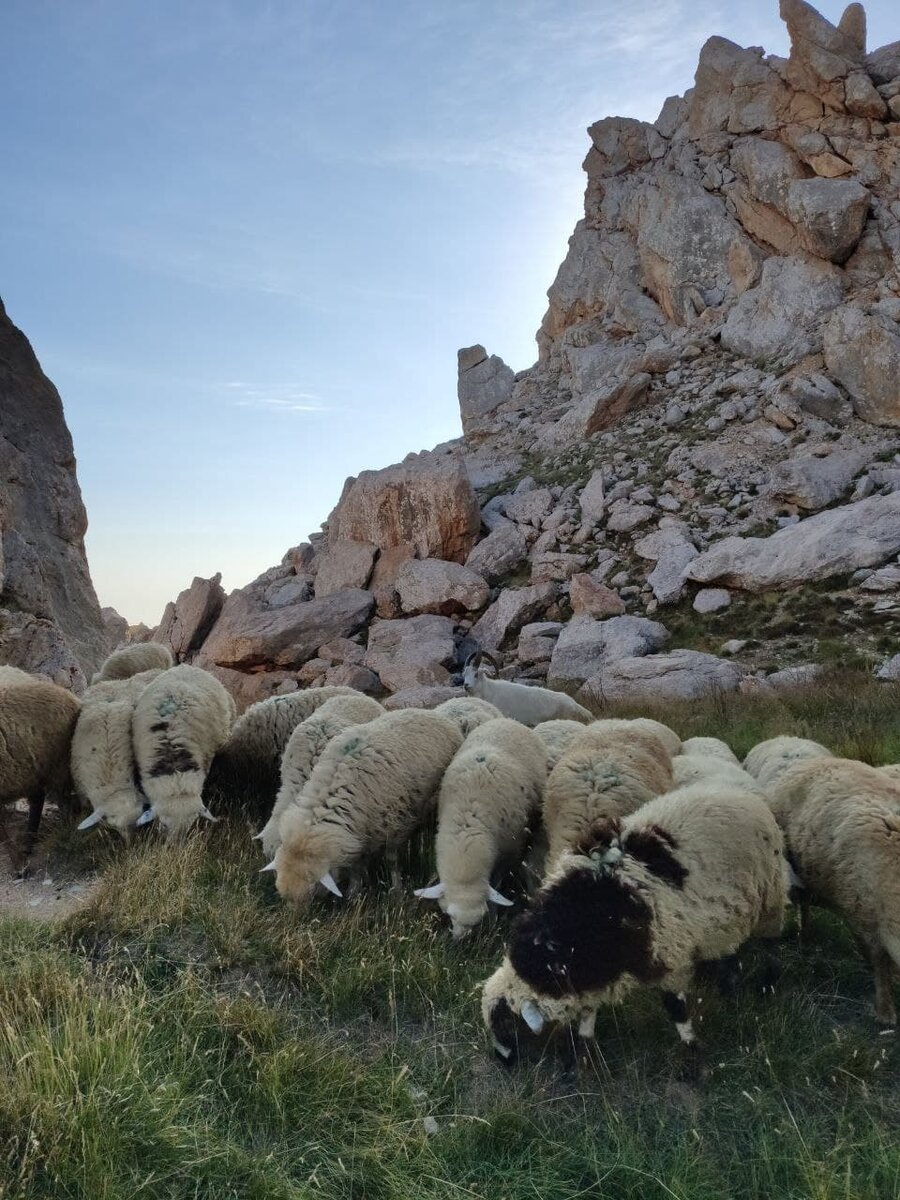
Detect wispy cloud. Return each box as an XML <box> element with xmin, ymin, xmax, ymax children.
<box><xmin>226</xmin><ymin>381</ymin><xmax>328</xmax><ymax>413</ymax></box>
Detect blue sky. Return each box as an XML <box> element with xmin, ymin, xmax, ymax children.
<box><xmin>2</xmin><ymin>1</ymin><xmax>895</xmax><ymax>623</ymax></box>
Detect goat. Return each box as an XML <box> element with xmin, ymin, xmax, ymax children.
<box><xmin>458</xmin><ymin>652</ymin><xmax>592</xmax><ymax>727</ymax></box>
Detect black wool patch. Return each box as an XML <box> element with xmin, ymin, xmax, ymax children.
<box><xmin>623</xmin><ymin>825</ymin><xmax>688</xmax><ymax>888</ymax></box>
<box><xmin>509</xmin><ymin>868</ymin><xmax>665</xmax><ymax>997</ymax></box>
<box><xmin>149</xmin><ymin>739</ymin><xmax>198</xmax><ymax>778</ymax></box>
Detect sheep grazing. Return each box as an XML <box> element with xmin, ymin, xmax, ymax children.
<box><xmin>434</xmin><ymin>696</ymin><xmax>503</xmax><ymax>738</ymax></box>
<box><xmin>680</xmin><ymin>736</ymin><xmax>738</xmax><ymax>764</ymax></box>
<box><xmin>672</xmin><ymin>753</ymin><xmax>760</xmax><ymax>793</ymax></box>
<box><xmin>483</xmin><ymin>782</ymin><xmax>787</xmax><ymax>1061</ymax></box>
<box><xmin>591</xmin><ymin>718</ymin><xmax>681</xmax><ymax>758</ymax></box>
<box><xmin>265</xmin><ymin>709</ymin><xmax>463</xmax><ymax>907</ymax></box>
<box><xmin>0</xmin><ymin>666</ymin><xmax>81</xmax><ymax>870</ymax></box>
<box><xmin>769</xmin><ymin>757</ymin><xmax>900</xmax><ymax>1025</ymax></box>
<box><xmin>414</xmin><ymin>718</ymin><xmax>547</xmax><ymax>937</ymax></box>
<box><xmin>209</xmin><ymin>685</ymin><xmax>361</xmax><ymax>807</ymax></box>
<box><xmin>877</xmin><ymin>763</ymin><xmax>900</xmax><ymax>786</ymax></box>
<box><xmin>72</xmin><ymin>670</ymin><xmax>163</xmax><ymax>838</ymax></box>
<box><xmin>743</xmin><ymin>735</ymin><xmax>832</xmax><ymax>789</ymax></box>
<box><xmin>132</xmin><ymin>665</ymin><xmax>235</xmax><ymax>838</ymax></box>
<box><xmin>92</xmin><ymin>641</ymin><xmax>173</xmax><ymax>684</ymax></box>
<box><xmin>533</xmin><ymin>720</ymin><xmax>586</xmax><ymax>771</ymax></box>
<box><xmin>461</xmin><ymin>652</ymin><xmax>592</xmax><ymax>726</ymax></box>
<box><xmin>256</xmin><ymin>693</ymin><xmax>385</xmax><ymax>859</ymax></box>
<box><xmin>543</xmin><ymin>725</ymin><xmax>673</xmax><ymax>868</ymax></box>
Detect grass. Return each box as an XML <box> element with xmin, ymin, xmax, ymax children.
<box><xmin>4</xmin><ymin>673</ymin><xmax>900</xmax><ymax>1198</ymax></box>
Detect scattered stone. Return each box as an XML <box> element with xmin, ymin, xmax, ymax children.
<box><xmin>464</xmin><ymin>521</ymin><xmax>529</xmax><ymax>583</ymax></box>
<box><xmin>693</xmin><ymin>587</ymin><xmax>731</xmax><ymax>613</ymax></box>
<box><xmin>364</xmin><ymin>615</ymin><xmax>458</xmax><ymax>692</ymax></box>
<box><xmin>471</xmin><ymin>583</ymin><xmax>558</xmax><ymax>651</ymax></box>
<box><xmin>569</xmin><ymin>573</ymin><xmax>627</xmax><ymax>617</ymax></box>
<box><xmin>396</xmin><ymin>558</ymin><xmax>489</xmax><ymax>617</ymax></box>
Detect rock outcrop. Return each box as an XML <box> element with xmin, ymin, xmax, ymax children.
<box><xmin>0</xmin><ymin>298</ymin><xmax>106</xmax><ymax>687</ymax></box>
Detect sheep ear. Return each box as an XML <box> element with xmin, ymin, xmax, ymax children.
<box><xmin>319</xmin><ymin>872</ymin><xmax>343</xmax><ymax>898</ymax></box>
<box><xmin>77</xmin><ymin>810</ymin><xmax>103</xmax><ymax>831</ymax></box>
<box><xmin>521</xmin><ymin>1001</ymin><xmax>545</xmax><ymax>1034</ymax></box>
<box><xmin>414</xmin><ymin>882</ymin><xmax>445</xmax><ymax>900</ymax></box>
<box><xmin>487</xmin><ymin>885</ymin><xmax>513</xmax><ymax>907</ymax></box>
<box><xmin>260</xmin><ymin>861</ymin><xmax>278</xmax><ymax>873</ymax></box>
<box><xmin>199</xmin><ymin>805</ymin><xmax>218</xmax><ymax>822</ymax></box>
<box><xmin>135</xmin><ymin>808</ymin><xmax>156</xmax><ymax>827</ymax></box>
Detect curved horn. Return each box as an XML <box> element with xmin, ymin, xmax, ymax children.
<box><xmin>479</xmin><ymin>651</ymin><xmax>500</xmax><ymax>675</ymax></box>
<box><xmin>487</xmin><ymin>885</ymin><xmax>513</xmax><ymax>907</ymax></box>
<box><xmin>319</xmin><ymin>872</ymin><xmax>343</xmax><ymax>898</ymax></box>
<box><xmin>414</xmin><ymin>882</ymin><xmax>445</xmax><ymax>900</ymax></box>
<box><xmin>521</xmin><ymin>1000</ymin><xmax>545</xmax><ymax>1034</ymax></box>
<box><xmin>77</xmin><ymin>810</ymin><xmax>103</xmax><ymax>831</ymax></box>
<box><xmin>462</xmin><ymin>651</ymin><xmax>479</xmax><ymax>669</ymax></box>
<box><xmin>135</xmin><ymin>808</ymin><xmax>156</xmax><ymax>827</ymax></box>
<box><xmin>260</xmin><ymin>861</ymin><xmax>278</xmax><ymax>873</ymax></box>
<box><xmin>199</xmin><ymin>805</ymin><xmax>218</xmax><ymax>823</ymax></box>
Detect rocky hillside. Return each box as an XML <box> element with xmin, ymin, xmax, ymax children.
<box><xmin>0</xmin><ymin>299</ymin><xmax>108</xmax><ymax>689</ymax></box>
<box><xmin>153</xmin><ymin>0</ymin><xmax>900</xmax><ymax>710</ymax></box>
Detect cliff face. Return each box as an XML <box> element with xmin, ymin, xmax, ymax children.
<box><xmin>158</xmin><ymin>1</ymin><xmax>900</xmax><ymax>709</ymax></box>
<box><xmin>0</xmin><ymin>298</ymin><xmax>106</xmax><ymax>688</ymax></box>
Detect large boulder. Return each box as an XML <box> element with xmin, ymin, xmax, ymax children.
<box><xmin>396</xmin><ymin>558</ymin><xmax>489</xmax><ymax>617</ymax></box>
<box><xmin>824</xmin><ymin>307</ymin><xmax>900</xmax><ymax>427</ymax></box>
<box><xmin>470</xmin><ymin>582</ymin><xmax>558</xmax><ymax>651</ymax></box>
<box><xmin>784</xmin><ymin>178</ymin><xmax>870</xmax><ymax>263</ymax></box>
<box><xmin>326</xmin><ymin>446</ymin><xmax>480</xmax><ymax>564</ymax></box>
<box><xmin>0</xmin><ymin>298</ymin><xmax>106</xmax><ymax>676</ymax></box>
<box><xmin>198</xmin><ymin>586</ymin><xmax>374</xmax><ymax>670</ymax></box>
<box><xmin>767</xmin><ymin>448</ymin><xmax>868</xmax><ymax>510</ymax></box>
<box><xmin>634</xmin><ymin>522</ymin><xmax>698</xmax><ymax>605</ymax></box>
<box><xmin>314</xmin><ymin>540</ymin><xmax>377</xmax><ymax>597</ymax></box>
<box><xmin>686</xmin><ymin>492</ymin><xmax>900</xmax><ymax>590</ymax></box>
<box><xmin>457</xmin><ymin>345</ymin><xmax>515</xmax><ymax>439</ymax></box>
<box><xmin>583</xmin><ymin>650</ymin><xmax>743</xmax><ymax>703</ymax></box>
<box><xmin>548</xmin><ymin>614</ymin><xmax>669</xmax><ymax>689</ymax></box>
<box><xmin>464</xmin><ymin>521</ymin><xmax>529</xmax><ymax>584</ymax></box>
<box><xmin>154</xmin><ymin>573</ymin><xmax>226</xmax><ymax>660</ymax></box>
<box><xmin>364</xmin><ymin>615</ymin><xmax>457</xmax><ymax>692</ymax></box>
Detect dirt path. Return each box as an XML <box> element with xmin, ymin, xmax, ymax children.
<box><xmin>0</xmin><ymin>804</ymin><xmax>98</xmax><ymax>922</ymax></box>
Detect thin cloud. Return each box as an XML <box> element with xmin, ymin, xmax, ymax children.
<box><xmin>228</xmin><ymin>382</ymin><xmax>328</xmax><ymax>413</ymax></box>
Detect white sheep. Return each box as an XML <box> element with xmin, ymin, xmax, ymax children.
<box><xmin>0</xmin><ymin>666</ymin><xmax>81</xmax><ymax>870</ymax></box>
<box><xmin>680</xmin><ymin>736</ymin><xmax>738</xmax><ymax>764</ymax></box>
<box><xmin>533</xmin><ymin>720</ymin><xmax>586</xmax><ymax>771</ymax></box>
<box><xmin>71</xmin><ymin>670</ymin><xmax>162</xmax><ymax>838</ymax></box>
<box><xmin>256</xmin><ymin>693</ymin><xmax>385</xmax><ymax>858</ymax></box>
<box><xmin>590</xmin><ymin>718</ymin><xmax>682</xmax><ymax>758</ymax></box>
<box><xmin>461</xmin><ymin>652</ymin><xmax>592</xmax><ymax>726</ymax></box>
<box><xmin>434</xmin><ymin>696</ymin><xmax>503</xmax><ymax>738</ymax></box>
<box><xmin>414</xmin><ymin>718</ymin><xmax>547</xmax><ymax>937</ymax></box>
<box><xmin>672</xmin><ymin>753</ymin><xmax>761</xmax><ymax>793</ymax></box>
<box><xmin>132</xmin><ymin>665</ymin><xmax>235</xmax><ymax>838</ymax></box>
<box><xmin>877</xmin><ymin>764</ymin><xmax>900</xmax><ymax>786</ymax></box>
<box><xmin>743</xmin><ymin>735</ymin><xmax>832</xmax><ymax>789</ymax></box>
<box><xmin>91</xmin><ymin>641</ymin><xmax>173</xmax><ymax>684</ymax></box>
<box><xmin>483</xmin><ymin>781</ymin><xmax>787</xmax><ymax>1061</ymax></box>
<box><xmin>265</xmin><ymin>709</ymin><xmax>463</xmax><ymax>907</ymax></box>
<box><xmin>543</xmin><ymin>725</ymin><xmax>673</xmax><ymax>868</ymax></box>
<box><xmin>209</xmin><ymin>685</ymin><xmax>361</xmax><ymax>804</ymax></box>
<box><xmin>769</xmin><ymin>756</ymin><xmax>900</xmax><ymax>1024</ymax></box>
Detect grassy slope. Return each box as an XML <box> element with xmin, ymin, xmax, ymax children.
<box><xmin>3</xmin><ymin>673</ymin><xmax>900</xmax><ymax>1200</ymax></box>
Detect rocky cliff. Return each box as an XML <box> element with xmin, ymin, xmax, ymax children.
<box><xmin>0</xmin><ymin>298</ymin><xmax>107</xmax><ymax>688</ymax></box>
<box><xmin>156</xmin><ymin>0</ymin><xmax>900</xmax><ymax>709</ymax></box>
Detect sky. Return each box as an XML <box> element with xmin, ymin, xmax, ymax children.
<box><xmin>2</xmin><ymin>1</ymin><xmax>896</xmax><ymax>624</ymax></box>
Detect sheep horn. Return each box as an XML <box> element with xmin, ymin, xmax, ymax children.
<box><xmin>260</xmin><ymin>861</ymin><xmax>278</xmax><ymax>873</ymax></box>
<box><xmin>521</xmin><ymin>1001</ymin><xmax>545</xmax><ymax>1034</ymax></box>
<box><xmin>414</xmin><ymin>882</ymin><xmax>445</xmax><ymax>900</ymax></box>
<box><xmin>135</xmin><ymin>808</ymin><xmax>156</xmax><ymax>827</ymax></box>
<box><xmin>462</xmin><ymin>651</ymin><xmax>479</xmax><ymax>669</ymax></box>
<box><xmin>479</xmin><ymin>651</ymin><xmax>500</xmax><ymax>675</ymax></box>
<box><xmin>319</xmin><ymin>872</ymin><xmax>343</xmax><ymax>898</ymax></box>
<box><xmin>251</xmin><ymin>831</ymin><xmax>264</xmax><ymax>841</ymax></box>
<box><xmin>77</xmin><ymin>810</ymin><xmax>103</xmax><ymax>831</ymax></box>
<box><xmin>199</xmin><ymin>805</ymin><xmax>218</xmax><ymax>822</ymax></box>
<box><xmin>487</xmin><ymin>885</ymin><xmax>513</xmax><ymax>907</ymax></box>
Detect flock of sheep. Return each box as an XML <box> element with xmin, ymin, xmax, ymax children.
<box><xmin>3</xmin><ymin>641</ymin><xmax>900</xmax><ymax>1064</ymax></box>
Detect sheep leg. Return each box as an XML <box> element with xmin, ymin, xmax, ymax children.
<box><xmin>797</xmin><ymin>893</ymin><xmax>812</xmax><ymax>943</ymax></box>
<box><xmin>0</xmin><ymin>808</ymin><xmax>23</xmax><ymax>875</ymax></box>
<box><xmin>872</xmin><ymin>948</ymin><xmax>897</xmax><ymax>1027</ymax></box>
<box><xmin>757</xmin><ymin>937</ymin><xmax>783</xmax><ymax>995</ymax></box>
<box><xmin>661</xmin><ymin>990</ymin><xmax>705</xmax><ymax>1080</ymax></box>
<box><xmin>385</xmin><ymin>847</ymin><xmax>402</xmax><ymax>891</ymax></box>
<box><xmin>23</xmin><ymin>791</ymin><xmax>46</xmax><ymax>858</ymax></box>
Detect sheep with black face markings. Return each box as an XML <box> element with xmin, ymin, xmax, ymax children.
<box><xmin>769</xmin><ymin>756</ymin><xmax>900</xmax><ymax>1025</ymax></box>
<box><xmin>414</xmin><ymin>718</ymin><xmax>547</xmax><ymax>937</ymax></box>
<box><xmin>265</xmin><ymin>708</ymin><xmax>463</xmax><ymax>907</ymax></box>
<box><xmin>132</xmin><ymin>665</ymin><xmax>235</xmax><ymax>838</ymax></box>
<box><xmin>0</xmin><ymin>666</ymin><xmax>81</xmax><ymax>870</ymax></box>
<box><xmin>482</xmin><ymin>781</ymin><xmax>787</xmax><ymax>1062</ymax></box>
<box><xmin>256</xmin><ymin>693</ymin><xmax>385</xmax><ymax>858</ymax></box>
<box><xmin>743</xmin><ymin>736</ymin><xmax>831</xmax><ymax>789</ymax></box>
<box><xmin>72</xmin><ymin>669</ymin><xmax>163</xmax><ymax>838</ymax></box>
<box><xmin>543</xmin><ymin>725</ymin><xmax>673</xmax><ymax>869</ymax></box>
<box><xmin>92</xmin><ymin>641</ymin><xmax>173</xmax><ymax>684</ymax></box>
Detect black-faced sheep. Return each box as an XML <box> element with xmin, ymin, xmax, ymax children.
<box><xmin>483</xmin><ymin>782</ymin><xmax>787</xmax><ymax>1061</ymax></box>
<box><xmin>256</xmin><ymin>693</ymin><xmax>384</xmax><ymax>859</ymax></box>
<box><xmin>0</xmin><ymin>666</ymin><xmax>81</xmax><ymax>870</ymax></box>
<box><xmin>91</xmin><ymin>641</ymin><xmax>173</xmax><ymax>684</ymax></box>
<box><xmin>132</xmin><ymin>665</ymin><xmax>235</xmax><ymax>838</ymax></box>
<box><xmin>265</xmin><ymin>709</ymin><xmax>463</xmax><ymax>907</ymax></box>
<box><xmin>414</xmin><ymin>717</ymin><xmax>547</xmax><ymax>937</ymax></box>
<box><xmin>769</xmin><ymin>756</ymin><xmax>900</xmax><ymax>1025</ymax></box>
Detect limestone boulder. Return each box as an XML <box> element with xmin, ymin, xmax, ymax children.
<box><xmin>364</xmin><ymin>615</ymin><xmax>458</xmax><ymax>692</ymax></box>
<box><xmin>464</xmin><ymin>521</ymin><xmax>529</xmax><ymax>584</ymax></box>
<box><xmin>634</xmin><ymin>522</ymin><xmax>698</xmax><ymax>605</ymax></box>
<box><xmin>784</xmin><ymin>178</ymin><xmax>870</xmax><ymax>263</ymax></box>
<box><xmin>548</xmin><ymin>614</ymin><xmax>669</xmax><ymax>689</ymax></box>
<box><xmin>582</xmin><ymin>650</ymin><xmax>743</xmax><ymax>703</ymax></box>
<box><xmin>155</xmin><ymin>573</ymin><xmax>226</xmax><ymax>661</ymax></box>
<box><xmin>314</xmin><ymin>540</ymin><xmax>376</xmax><ymax>597</ymax></box>
<box><xmin>198</xmin><ymin>586</ymin><xmax>374</xmax><ymax>670</ymax></box>
<box><xmin>517</xmin><ymin>621</ymin><xmax>563</xmax><ymax>665</ymax></box>
<box><xmin>686</xmin><ymin>492</ymin><xmax>900</xmax><ymax>590</ymax></box>
<box><xmin>569</xmin><ymin>573</ymin><xmax>626</xmax><ymax>617</ymax></box>
<box><xmin>326</xmin><ymin>446</ymin><xmax>480</xmax><ymax>564</ymax></box>
<box><xmin>578</xmin><ymin>470</ymin><xmax>607</xmax><ymax>524</ymax></box>
<box><xmin>767</xmin><ymin>449</ymin><xmax>868</xmax><ymax>510</ymax></box>
<box><xmin>471</xmin><ymin>583</ymin><xmax>558</xmax><ymax>652</ymax></box>
<box><xmin>457</xmin><ymin>345</ymin><xmax>515</xmax><ymax>439</ymax></box>
<box><xmin>692</xmin><ymin>588</ymin><xmax>731</xmax><ymax>614</ymax></box>
<box><xmin>396</xmin><ymin>558</ymin><xmax>490</xmax><ymax>617</ymax></box>
<box><xmin>383</xmin><ymin>684</ymin><xmax>465</xmax><ymax>710</ymax></box>
<box><xmin>824</xmin><ymin>307</ymin><xmax>900</xmax><ymax>427</ymax></box>
<box><xmin>0</xmin><ymin>608</ymin><xmax>87</xmax><ymax>692</ymax></box>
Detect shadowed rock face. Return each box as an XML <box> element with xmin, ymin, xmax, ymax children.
<box><xmin>0</xmin><ymin>298</ymin><xmax>105</xmax><ymax>685</ymax></box>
